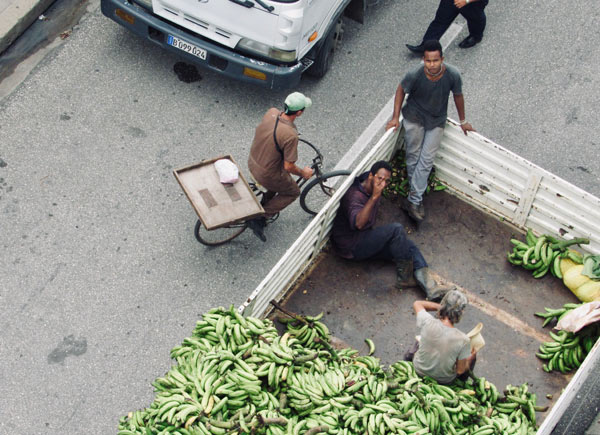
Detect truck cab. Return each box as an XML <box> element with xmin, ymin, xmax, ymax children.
<box><xmin>101</xmin><ymin>0</ymin><xmax>367</xmax><ymax>88</ymax></box>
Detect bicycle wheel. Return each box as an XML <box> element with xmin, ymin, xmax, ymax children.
<box><xmin>299</xmin><ymin>170</ymin><xmax>352</xmax><ymax>216</ymax></box>
<box><xmin>194</xmin><ymin>220</ymin><xmax>247</xmax><ymax>246</ymax></box>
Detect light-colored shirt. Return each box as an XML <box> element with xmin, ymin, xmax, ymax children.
<box><xmin>413</xmin><ymin>310</ymin><xmax>470</xmax><ymax>384</ymax></box>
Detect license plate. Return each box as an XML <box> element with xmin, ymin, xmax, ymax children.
<box><xmin>167</xmin><ymin>35</ymin><xmax>207</xmax><ymax>60</ymax></box>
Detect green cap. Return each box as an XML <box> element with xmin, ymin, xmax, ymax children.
<box><xmin>284</xmin><ymin>92</ymin><xmax>312</xmax><ymax>112</ymax></box>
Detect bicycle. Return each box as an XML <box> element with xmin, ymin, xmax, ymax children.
<box><xmin>176</xmin><ymin>139</ymin><xmax>351</xmax><ymax>246</ymax></box>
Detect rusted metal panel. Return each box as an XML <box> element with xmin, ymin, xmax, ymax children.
<box><xmin>435</xmin><ymin>120</ymin><xmax>600</xmax><ymax>255</ymax></box>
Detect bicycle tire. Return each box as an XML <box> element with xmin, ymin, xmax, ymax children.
<box><xmin>194</xmin><ymin>219</ymin><xmax>247</xmax><ymax>246</ymax></box>
<box><xmin>299</xmin><ymin>169</ymin><xmax>352</xmax><ymax>216</ymax></box>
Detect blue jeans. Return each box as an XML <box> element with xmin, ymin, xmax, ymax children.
<box><xmin>351</xmin><ymin>223</ymin><xmax>427</xmax><ymax>269</ymax></box>
<box><xmin>403</xmin><ymin>118</ymin><xmax>445</xmax><ymax>206</ymax></box>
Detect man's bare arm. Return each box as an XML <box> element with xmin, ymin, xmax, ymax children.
<box><xmin>453</xmin><ymin>94</ymin><xmax>475</xmax><ymax>135</ymax></box>
<box><xmin>283</xmin><ymin>160</ymin><xmax>313</xmax><ymax>179</ymax></box>
<box><xmin>386</xmin><ymin>84</ymin><xmax>406</xmax><ymax>131</ymax></box>
<box><xmin>413</xmin><ymin>300</ymin><xmax>441</xmax><ymax>314</ymax></box>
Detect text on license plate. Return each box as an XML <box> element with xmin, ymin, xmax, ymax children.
<box><xmin>167</xmin><ymin>35</ymin><xmax>207</xmax><ymax>60</ymax></box>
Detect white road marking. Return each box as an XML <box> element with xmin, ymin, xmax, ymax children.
<box><xmin>429</xmin><ymin>271</ymin><xmax>552</xmax><ymax>344</ymax></box>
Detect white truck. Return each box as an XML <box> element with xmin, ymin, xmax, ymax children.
<box><xmin>101</xmin><ymin>0</ymin><xmax>368</xmax><ymax>89</ymax></box>
<box><xmin>239</xmin><ymin>118</ymin><xmax>600</xmax><ymax>433</ymax></box>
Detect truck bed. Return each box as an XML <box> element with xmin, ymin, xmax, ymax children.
<box><xmin>274</xmin><ymin>190</ymin><xmax>579</xmax><ymax>424</ymax></box>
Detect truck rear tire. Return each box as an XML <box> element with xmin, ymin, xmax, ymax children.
<box><xmin>307</xmin><ymin>19</ymin><xmax>343</xmax><ymax>78</ymax></box>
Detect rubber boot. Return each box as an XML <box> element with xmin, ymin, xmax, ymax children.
<box><xmin>414</xmin><ymin>267</ymin><xmax>454</xmax><ymax>302</ymax></box>
<box><xmin>401</xmin><ymin>198</ymin><xmax>424</xmax><ymax>225</ymax></box>
<box><xmin>396</xmin><ymin>259</ymin><xmax>416</xmax><ymax>289</ymax></box>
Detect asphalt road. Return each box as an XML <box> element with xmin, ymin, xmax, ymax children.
<box><xmin>0</xmin><ymin>0</ymin><xmax>599</xmax><ymax>433</ymax></box>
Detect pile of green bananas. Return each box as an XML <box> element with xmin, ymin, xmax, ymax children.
<box><xmin>535</xmin><ymin>303</ymin><xmax>599</xmax><ymax>373</ymax></box>
<box><xmin>383</xmin><ymin>150</ymin><xmax>446</xmax><ymax>200</ymax></box>
<box><xmin>506</xmin><ymin>229</ymin><xmax>589</xmax><ymax>278</ymax></box>
<box><xmin>118</xmin><ymin>306</ymin><xmax>540</xmax><ymax>435</ymax></box>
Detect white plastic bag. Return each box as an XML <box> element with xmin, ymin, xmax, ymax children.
<box><xmin>556</xmin><ymin>301</ymin><xmax>600</xmax><ymax>333</ymax></box>
<box><xmin>214</xmin><ymin>159</ymin><xmax>239</xmax><ymax>184</ymax></box>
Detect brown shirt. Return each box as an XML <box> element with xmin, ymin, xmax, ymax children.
<box><xmin>248</xmin><ymin>108</ymin><xmax>298</xmax><ymax>183</ymax></box>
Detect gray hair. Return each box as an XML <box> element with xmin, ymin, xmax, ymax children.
<box><xmin>438</xmin><ymin>289</ymin><xmax>468</xmax><ymax>324</ymax></box>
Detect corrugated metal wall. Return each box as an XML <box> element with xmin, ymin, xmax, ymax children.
<box><xmin>435</xmin><ymin>120</ymin><xmax>600</xmax><ymax>255</ymax></box>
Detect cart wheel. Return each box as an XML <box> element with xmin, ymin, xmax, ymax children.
<box><xmin>299</xmin><ymin>170</ymin><xmax>352</xmax><ymax>216</ymax></box>
<box><xmin>194</xmin><ymin>220</ymin><xmax>247</xmax><ymax>246</ymax></box>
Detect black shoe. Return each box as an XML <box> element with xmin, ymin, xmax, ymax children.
<box><xmin>246</xmin><ymin>218</ymin><xmax>266</xmax><ymax>242</ymax></box>
<box><xmin>401</xmin><ymin>198</ymin><xmax>424</xmax><ymax>223</ymax></box>
<box><xmin>406</xmin><ymin>43</ymin><xmax>425</xmax><ymax>54</ymax></box>
<box><xmin>458</xmin><ymin>35</ymin><xmax>482</xmax><ymax>49</ymax></box>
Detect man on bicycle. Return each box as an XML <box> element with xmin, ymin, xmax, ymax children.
<box><xmin>247</xmin><ymin>92</ymin><xmax>314</xmax><ymax>242</ymax></box>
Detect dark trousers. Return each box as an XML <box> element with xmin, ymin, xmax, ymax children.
<box><xmin>422</xmin><ymin>0</ymin><xmax>488</xmax><ymax>42</ymax></box>
<box><xmin>351</xmin><ymin>223</ymin><xmax>427</xmax><ymax>269</ymax></box>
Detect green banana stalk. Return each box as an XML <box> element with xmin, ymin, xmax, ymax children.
<box><xmin>119</xmin><ymin>305</ymin><xmax>540</xmax><ymax>434</ymax></box>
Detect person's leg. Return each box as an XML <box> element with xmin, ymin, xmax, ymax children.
<box><xmin>352</xmin><ymin>224</ymin><xmax>427</xmax><ymax>288</ymax></box>
<box><xmin>260</xmin><ymin>176</ymin><xmax>301</xmax><ymax>217</ymax></box>
<box><xmin>260</xmin><ymin>190</ymin><xmax>276</xmax><ymax>206</ymax></box>
<box><xmin>404</xmin><ymin>238</ymin><xmax>428</xmax><ymax>270</ymax></box>
<box><xmin>457</xmin><ymin>354</ymin><xmax>477</xmax><ymax>381</ymax></box>
<box><xmin>404</xmin><ymin>340</ymin><xmax>420</xmax><ymax>362</ymax></box>
<box><xmin>402</xmin><ymin>118</ymin><xmax>425</xmax><ymax>206</ymax></box>
<box><xmin>407</xmin><ymin>126</ymin><xmax>444</xmax><ymax>206</ymax></box>
<box><xmin>422</xmin><ymin>0</ymin><xmax>460</xmax><ymax>42</ymax></box>
<box><xmin>460</xmin><ymin>1</ymin><xmax>487</xmax><ymax>40</ymax></box>
<box><xmin>351</xmin><ymin>225</ymin><xmax>409</xmax><ymax>261</ymax></box>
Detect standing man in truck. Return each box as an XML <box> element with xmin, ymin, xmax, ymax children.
<box><xmin>405</xmin><ymin>290</ymin><xmax>478</xmax><ymax>384</ymax></box>
<box><xmin>247</xmin><ymin>92</ymin><xmax>314</xmax><ymax>242</ymax></box>
<box><xmin>386</xmin><ymin>40</ymin><xmax>475</xmax><ymax>225</ymax></box>
<box><xmin>331</xmin><ymin>160</ymin><xmax>453</xmax><ymax>301</ymax></box>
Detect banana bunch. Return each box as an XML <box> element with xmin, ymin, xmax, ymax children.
<box><xmin>536</xmin><ymin>326</ymin><xmax>599</xmax><ymax>374</ymax></box>
<box><xmin>534</xmin><ymin>302</ymin><xmax>582</xmax><ymax>327</ymax></box>
<box><xmin>507</xmin><ymin>229</ymin><xmax>589</xmax><ymax>279</ymax></box>
<box><xmin>283</xmin><ymin>312</ymin><xmax>331</xmax><ymax>350</ymax></box>
<box><xmin>119</xmin><ymin>305</ymin><xmax>540</xmax><ymax>435</ymax></box>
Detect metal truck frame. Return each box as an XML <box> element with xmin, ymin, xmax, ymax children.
<box><xmin>240</xmin><ymin>119</ymin><xmax>600</xmax><ymax>434</ymax></box>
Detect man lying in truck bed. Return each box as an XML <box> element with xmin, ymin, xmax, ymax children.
<box><xmin>330</xmin><ymin>160</ymin><xmax>454</xmax><ymax>301</ymax></box>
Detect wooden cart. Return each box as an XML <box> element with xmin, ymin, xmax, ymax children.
<box><xmin>173</xmin><ymin>155</ymin><xmax>264</xmax><ymax>245</ymax></box>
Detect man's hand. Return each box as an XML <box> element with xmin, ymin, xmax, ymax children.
<box><xmin>460</xmin><ymin>122</ymin><xmax>476</xmax><ymax>135</ymax></box>
<box><xmin>454</xmin><ymin>0</ymin><xmax>467</xmax><ymax>8</ymax></box>
<box><xmin>372</xmin><ymin>175</ymin><xmax>387</xmax><ymax>198</ymax></box>
<box><xmin>301</xmin><ymin>166</ymin><xmax>314</xmax><ymax>180</ymax></box>
<box><xmin>386</xmin><ymin>119</ymin><xmax>400</xmax><ymax>131</ymax></box>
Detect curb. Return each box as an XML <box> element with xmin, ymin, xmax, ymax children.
<box><xmin>0</xmin><ymin>0</ymin><xmax>55</xmax><ymax>54</ymax></box>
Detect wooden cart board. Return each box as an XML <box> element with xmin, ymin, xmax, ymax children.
<box><xmin>173</xmin><ymin>155</ymin><xmax>264</xmax><ymax>230</ymax></box>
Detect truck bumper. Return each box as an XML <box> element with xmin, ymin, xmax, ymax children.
<box><xmin>100</xmin><ymin>0</ymin><xmax>305</xmax><ymax>90</ymax></box>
